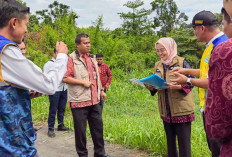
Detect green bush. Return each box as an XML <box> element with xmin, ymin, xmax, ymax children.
<box><xmin>31</xmin><ymin>70</ymin><xmax>211</xmax><ymax>156</ymax></box>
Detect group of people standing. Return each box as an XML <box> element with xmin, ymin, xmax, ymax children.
<box><xmin>0</xmin><ymin>1</ymin><xmax>112</xmax><ymax>157</ymax></box>
<box><xmin>0</xmin><ymin>0</ymin><xmax>232</xmax><ymax>157</ymax></box>
<box><xmin>43</xmin><ymin>42</ymin><xmax>112</xmax><ymax>139</ymax></box>
<box><xmin>144</xmin><ymin>2</ymin><xmax>232</xmax><ymax>157</ymax></box>
<box><xmin>43</xmin><ymin>34</ymin><xmax>112</xmax><ymax>156</ymax></box>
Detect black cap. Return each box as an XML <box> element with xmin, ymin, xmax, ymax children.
<box><xmin>186</xmin><ymin>10</ymin><xmax>219</xmax><ymax>28</ymax></box>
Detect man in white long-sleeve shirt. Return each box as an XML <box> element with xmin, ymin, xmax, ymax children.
<box><xmin>44</xmin><ymin>48</ymin><xmax>70</xmax><ymax>138</ymax></box>
<box><xmin>0</xmin><ymin>0</ymin><xmax>68</xmax><ymax>156</ymax></box>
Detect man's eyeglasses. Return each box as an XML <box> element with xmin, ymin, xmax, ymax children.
<box><xmin>156</xmin><ymin>48</ymin><xmax>166</xmax><ymax>54</ymax></box>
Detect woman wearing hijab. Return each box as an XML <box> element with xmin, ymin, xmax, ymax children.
<box><xmin>145</xmin><ymin>37</ymin><xmax>195</xmax><ymax>157</ymax></box>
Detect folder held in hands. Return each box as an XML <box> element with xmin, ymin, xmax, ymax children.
<box><xmin>139</xmin><ymin>74</ymin><xmax>168</xmax><ymax>89</ymax></box>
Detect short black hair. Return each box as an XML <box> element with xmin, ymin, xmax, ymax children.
<box><xmin>54</xmin><ymin>48</ymin><xmax>57</xmax><ymax>53</ymax></box>
<box><xmin>0</xmin><ymin>0</ymin><xmax>30</xmax><ymax>29</ymax></box>
<box><xmin>205</xmin><ymin>24</ymin><xmax>220</xmax><ymax>32</ymax></box>
<box><xmin>96</xmin><ymin>53</ymin><xmax>103</xmax><ymax>58</ymax></box>
<box><xmin>221</xmin><ymin>7</ymin><xmax>231</xmax><ymax>23</ymax></box>
<box><xmin>75</xmin><ymin>33</ymin><xmax>89</xmax><ymax>44</ymax></box>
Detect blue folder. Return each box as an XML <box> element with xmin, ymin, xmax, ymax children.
<box><xmin>139</xmin><ymin>74</ymin><xmax>168</xmax><ymax>89</ymax></box>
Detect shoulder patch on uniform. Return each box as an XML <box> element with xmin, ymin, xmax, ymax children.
<box><xmin>169</xmin><ymin>65</ymin><xmax>179</xmax><ymax>70</ymax></box>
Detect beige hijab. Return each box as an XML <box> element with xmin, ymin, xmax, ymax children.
<box><xmin>155</xmin><ymin>37</ymin><xmax>177</xmax><ymax>65</ymax></box>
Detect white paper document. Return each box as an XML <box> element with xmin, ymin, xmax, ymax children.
<box><xmin>129</xmin><ymin>78</ymin><xmax>145</xmax><ymax>87</ymax></box>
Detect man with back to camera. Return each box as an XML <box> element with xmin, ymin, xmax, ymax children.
<box><xmin>170</xmin><ymin>10</ymin><xmax>228</xmax><ymax>157</ymax></box>
<box><xmin>0</xmin><ymin>0</ymin><xmax>68</xmax><ymax>156</ymax></box>
<box><xmin>204</xmin><ymin>5</ymin><xmax>232</xmax><ymax>157</ymax></box>
<box><xmin>62</xmin><ymin>33</ymin><xmax>110</xmax><ymax>157</ymax></box>
<box><xmin>96</xmin><ymin>53</ymin><xmax>112</xmax><ymax>111</ymax></box>
<box><xmin>19</xmin><ymin>41</ymin><xmax>42</xmax><ymax>132</ymax></box>
<box><xmin>44</xmin><ymin>48</ymin><xmax>70</xmax><ymax>138</ymax></box>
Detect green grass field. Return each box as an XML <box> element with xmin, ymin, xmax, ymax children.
<box><xmin>31</xmin><ymin>69</ymin><xmax>211</xmax><ymax>156</ymax></box>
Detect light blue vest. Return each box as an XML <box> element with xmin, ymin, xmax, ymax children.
<box><xmin>0</xmin><ymin>35</ymin><xmax>37</xmax><ymax>157</ymax></box>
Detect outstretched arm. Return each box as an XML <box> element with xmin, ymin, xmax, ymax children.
<box><xmin>170</xmin><ymin>72</ymin><xmax>208</xmax><ymax>89</ymax></box>
<box><xmin>170</xmin><ymin>67</ymin><xmax>200</xmax><ymax>78</ymax></box>
<box><xmin>2</xmin><ymin>41</ymin><xmax>68</xmax><ymax>95</ymax></box>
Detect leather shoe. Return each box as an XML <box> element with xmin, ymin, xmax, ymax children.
<box><xmin>47</xmin><ymin>130</ymin><xmax>55</xmax><ymax>138</ymax></box>
<box><xmin>57</xmin><ymin>125</ymin><xmax>70</xmax><ymax>131</ymax></box>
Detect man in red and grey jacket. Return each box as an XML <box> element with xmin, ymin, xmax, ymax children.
<box><xmin>96</xmin><ymin>53</ymin><xmax>112</xmax><ymax>111</ymax></box>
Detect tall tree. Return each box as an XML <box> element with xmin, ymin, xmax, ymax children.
<box><xmin>36</xmin><ymin>1</ymin><xmax>78</xmax><ymax>25</ymax></box>
<box><xmin>168</xmin><ymin>28</ymin><xmax>205</xmax><ymax>68</ymax></box>
<box><xmin>118</xmin><ymin>0</ymin><xmax>152</xmax><ymax>35</ymax></box>
<box><xmin>151</xmin><ymin>0</ymin><xmax>188</xmax><ymax>36</ymax></box>
<box><xmin>91</xmin><ymin>15</ymin><xmax>104</xmax><ymax>53</ymax></box>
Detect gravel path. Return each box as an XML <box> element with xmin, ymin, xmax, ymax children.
<box><xmin>35</xmin><ymin>125</ymin><xmax>149</xmax><ymax>157</ymax></box>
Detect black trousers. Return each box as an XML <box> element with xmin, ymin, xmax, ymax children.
<box><xmin>163</xmin><ymin>121</ymin><xmax>191</xmax><ymax>157</ymax></box>
<box><xmin>71</xmin><ymin>103</ymin><xmax>105</xmax><ymax>157</ymax></box>
<box><xmin>202</xmin><ymin>112</ymin><xmax>220</xmax><ymax>157</ymax></box>
<box><xmin>48</xmin><ymin>90</ymin><xmax>67</xmax><ymax>130</ymax></box>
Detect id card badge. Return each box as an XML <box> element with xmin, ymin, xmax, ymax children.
<box><xmin>93</xmin><ymin>71</ymin><xmax>97</xmax><ymax>79</ymax></box>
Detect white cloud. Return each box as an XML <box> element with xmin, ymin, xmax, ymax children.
<box><xmin>175</xmin><ymin>0</ymin><xmax>223</xmax><ymax>23</ymax></box>
<box><xmin>24</xmin><ymin>0</ymin><xmax>222</xmax><ymax>29</ymax></box>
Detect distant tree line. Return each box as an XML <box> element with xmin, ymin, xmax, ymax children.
<box><xmin>19</xmin><ymin>0</ymin><xmax>221</xmax><ymax>72</ymax></box>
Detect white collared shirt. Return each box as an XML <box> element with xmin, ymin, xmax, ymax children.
<box><xmin>43</xmin><ymin>58</ymin><xmax>67</xmax><ymax>92</ymax></box>
<box><xmin>1</xmin><ymin>46</ymin><xmax>68</xmax><ymax>95</ymax></box>
<box><xmin>206</xmin><ymin>32</ymin><xmax>224</xmax><ymax>48</ymax></box>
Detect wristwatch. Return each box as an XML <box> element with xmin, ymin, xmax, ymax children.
<box><xmin>100</xmin><ymin>89</ymin><xmax>105</xmax><ymax>91</ymax></box>
<box><xmin>186</xmin><ymin>78</ymin><xmax>192</xmax><ymax>86</ymax></box>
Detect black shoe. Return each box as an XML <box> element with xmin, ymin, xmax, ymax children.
<box><xmin>57</xmin><ymin>125</ymin><xmax>70</xmax><ymax>131</ymax></box>
<box><xmin>47</xmin><ymin>130</ymin><xmax>55</xmax><ymax>138</ymax></box>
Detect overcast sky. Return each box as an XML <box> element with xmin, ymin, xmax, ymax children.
<box><xmin>23</xmin><ymin>0</ymin><xmax>223</xmax><ymax>30</ymax></box>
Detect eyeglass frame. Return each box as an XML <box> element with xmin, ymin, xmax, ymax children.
<box><xmin>156</xmin><ymin>48</ymin><xmax>166</xmax><ymax>54</ymax></box>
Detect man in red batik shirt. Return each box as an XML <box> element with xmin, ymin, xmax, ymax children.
<box><xmin>96</xmin><ymin>53</ymin><xmax>112</xmax><ymax>111</ymax></box>
<box><xmin>63</xmin><ymin>33</ymin><xmax>109</xmax><ymax>157</ymax></box>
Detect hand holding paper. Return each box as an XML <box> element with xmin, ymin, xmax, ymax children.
<box><xmin>139</xmin><ymin>74</ymin><xmax>168</xmax><ymax>89</ymax></box>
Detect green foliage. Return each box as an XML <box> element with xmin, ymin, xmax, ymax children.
<box><xmin>26</xmin><ymin>7</ymin><xmax>77</xmax><ymax>63</ymax></box>
<box><xmin>25</xmin><ymin>0</ymin><xmax>206</xmax><ymax>71</ymax></box>
<box><xmin>26</xmin><ymin>2</ymin><xmax>212</xmax><ymax>155</ymax></box>
<box><xmin>118</xmin><ymin>0</ymin><xmax>152</xmax><ymax>35</ymax></box>
<box><xmin>215</xmin><ymin>12</ymin><xmax>223</xmax><ymax>23</ymax></box>
<box><xmin>10</xmin><ymin>1</ymin><xmax>222</xmax><ymax>156</ymax></box>
<box><xmin>151</xmin><ymin>0</ymin><xmax>188</xmax><ymax>36</ymax></box>
<box><xmin>28</xmin><ymin>15</ymin><xmax>40</xmax><ymax>32</ymax></box>
<box><xmin>26</xmin><ymin>3</ymin><xmax>215</xmax><ymax>156</ymax></box>
<box><xmin>167</xmin><ymin>28</ymin><xmax>205</xmax><ymax>68</ymax></box>
<box><xmin>26</xmin><ymin>49</ymin><xmax>50</xmax><ymax>69</ymax></box>
<box><xmin>31</xmin><ymin>70</ymin><xmax>211</xmax><ymax>156</ymax></box>
<box><xmin>35</xmin><ymin>1</ymin><xmax>78</xmax><ymax>25</ymax></box>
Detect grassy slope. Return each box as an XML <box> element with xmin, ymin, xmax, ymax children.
<box><xmin>31</xmin><ymin>70</ymin><xmax>210</xmax><ymax>156</ymax></box>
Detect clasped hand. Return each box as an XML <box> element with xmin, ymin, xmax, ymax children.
<box><xmin>169</xmin><ymin>67</ymin><xmax>188</xmax><ymax>85</ymax></box>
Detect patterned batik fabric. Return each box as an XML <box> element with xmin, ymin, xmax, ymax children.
<box><xmin>65</xmin><ymin>55</ymin><xmax>99</xmax><ymax>108</ymax></box>
<box><xmin>0</xmin><ymin>85</ymin><xmax>36</xmax><ymax>157</ymax></box>
<box><xmin>98</xmin><ymin>63</ymin><xmax>112</xmax><ymax>89</ymax></box>
<box><xmin>205</xmin><ymin>38</ymin><xmax>232</xmax><ymax>157</ymax></box>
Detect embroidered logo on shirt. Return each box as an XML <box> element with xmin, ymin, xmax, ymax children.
<box><xmin>169</xmin><ymin>65</ymin><xmax>179</xmax><ymax>70</ymax></box>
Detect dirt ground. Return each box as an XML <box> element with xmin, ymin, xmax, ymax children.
<box><xmin>35</xmin><ymin>125</ymin><xmax>150</xmax><ymax>157</ymax></box>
